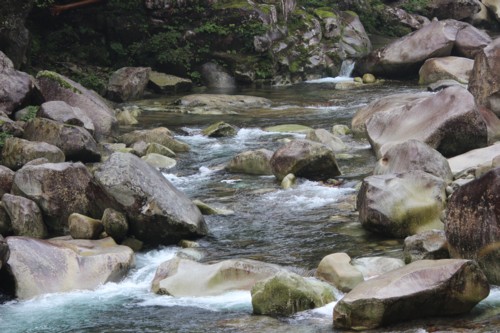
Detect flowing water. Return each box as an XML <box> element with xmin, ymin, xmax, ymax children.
<box><xmin>1</xmin><ymin>81</ymin><xmax>499</xmax><ymax>332</ymax></box>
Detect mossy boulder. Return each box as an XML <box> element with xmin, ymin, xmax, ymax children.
<box><xmin>68</xmin><ymin>213</ymin><xmax>103</xmax><ymax>240</ymax></box>
<box><xmin>226</xmin><ymin>149</ymin><xmax>273</xmax><ymax>175</ymax></box>
<box><xmin>2</xmin><ymin>137</ymin><xmax>65</xmax><ymax>171</ymax></box>
<box><xmin>202</xmin><ymin>121</ymin><xmax>238</xmax><ymax>137</ymax></box>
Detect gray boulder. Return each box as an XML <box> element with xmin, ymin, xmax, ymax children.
<box><xmin>454</xmin><ymin>22</ymin><xmax>491</xmax><ymax>58</ymax></box>
<box><xmin>145</xmin><ymin>142</ymin><xmax>176</xmax><ymax>158</ymax></box>
<box><xmin>333</xmin><ymin>259</ymin><xmax>490</xmax><ymax>330</ymax></box>
<box><xmin>469</xmin><ymin>37</ymin><xmax>500</xmax><ymax>117</ymax></box>
<box><xmin>23</xmin><ymin>118</ymin><xmax>100</xmax><ymax>163</ymax></box>
<box><xmin>315</xmin><ymin>252</ymin><xmax>364</xmax><ymax>292</ymax></box>
<box><xmin>305</xmin><ymin>129</ymin><xmax>347</xmax><ymax>152</ymax></box>
<box><xmin>141</xmin><ymin>153</ymin><xmax>177</xmax><ymax>169</ymax></box>
<box><xmin>202</xmin><ymin>121</ymin><xmax>238</xmax><ymax>137</ymax></box>
<box><xmin>68</xmin><ymin>213</ymin><xmax>103</xmax><ymax>240</ymax></box>
<box><xmin>373</xmin><ymin>139</ymin><xmax>453</xmax><ymax>182</ymax></box>
<box><xmin>106</xmin><ymin>67</ymin><xmax>151</xmax><ymax>102</ymax></box>
<box><xmin>119</xmin><ymin>127</ymin><xmax>189</xmax><ymax>153</ymax></box>
<box><xmin>2</xmin><ymin>193</ymin><xmax>47</xmax><ymax>239</ymax></box>
<box><xmin>12</xmin><ymin>162</ymin><xmax>109</xmax><ymax>235</ymax></box>
<box><xmin>226</xmin><ymin>149</ymin><xmax>274</xmax><ymax>175</ymax></box>
<box><xmin>0</xmin><ymin>66</ymin><xmax>40</xmax><ymax>115</ymax></box>
<box><xmin>445</xmin><ymin>167</ymin><xmax>500</xmax><ymax>284</ymax></box>
<box><xmin>5</xmin><ymin>236</ymin><xmax>134</xmax><ymax>299</ymax></box>
<box><xmin>447</xmin><ymin>142</ymin><xmax>500</xmax><ymax>176</ymax></box>
<box><xmin>94</xmin><ymin>152</ymin><xmax>207</xmax><ymax>245</ymax></box>
<box><xmin>0</xmin><ymin>165</ymin><xmax>14</xmax><ymax>197</ymax></box>
<box><xmin>152</xmin><ymin>257</ymin><xmax>282</xmax><ymax>296</ymax></box>
<box><xmin>252</xmin><ymin>271</ymin><xmax>335</xmax><ymax>316</ymax></box>
<box><xmin>357</xmin><ymin>171</ymin><xmax>447</xmax><ymax>238</ymax></box>
<box><xmin>36</xmin><ymin>70</ymin><xmax>117</xmax><ymax>141</ymax></box>
<box><xmin>270</xmin><ymin>139</ymin><xmax>341</xmax><ymax>181</ymax></box>
<box><xmin>418</xmin><ymin>56</ymin><xmax>474</xmax><ymax>85</ymax></box>
<box><xmin>366</xmin><ymin>86</ymin><xmax>487</xmax><ymax>158</ymax></box>
<box><xmin>39</xmin><ymin>100</ymin><xmax>95</xmax><ymax>135</ymax></box>
<box><xmin>148</xmin><ymin>71</ymin><xmax>192</xmax><ymax>93</ymax></box>
<box><xmin>2</xmin><ymin>137</ymin><xmax>65</xmax><ymax>170</ymax></box>
<box><xmin>101</xmin><ymin>208</ymin><xmax>128</xmax><ymax>243</ymax></box>
<box><xmin>404</xmin><ymin>229</ymin><xmax>449</xmax><ymax>264</ymax></box>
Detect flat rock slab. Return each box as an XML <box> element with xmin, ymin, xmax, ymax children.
<box><xmin>447</xmin><ymin>142</ymin><xmax>500</xmax><ymax>176</ymax></box>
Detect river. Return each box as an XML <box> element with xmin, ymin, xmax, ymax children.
<box><xmin>0</xmin><ymin>80</ymin><xmax>498</xmax><ymax>332</ymax></box>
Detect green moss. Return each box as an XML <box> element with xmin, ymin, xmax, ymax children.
<box><xmin>36</xmin><ymin>70</ymin><xmax>81</xmax><ymax>94</ymax></box>
<box><xmin>213</xmin><ymin>0</ymin><xmax>254</xmax><ymax>10</ymax></box>
<box><xmin>313</xmin><ymin>9</ymin><xmax>336</xmax><ymax>19</ymax></box>
<box><xmin>0</xmin><ymin>132</ymin><xmax>12</xmax><ymax>148</ymax></box>
<box><xmin>21</xmin><ymin>106</ymin><xmax>39</xmax><ymax>122</ymax></box>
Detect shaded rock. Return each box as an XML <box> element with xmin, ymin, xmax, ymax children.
<box><xmin>373</xmin><ymin>139</ymin><xmax>453</xmax><ymax>182</ymax></box>
<box><xmin>68</xmin><ymin>213</ymin><xmax>103</xmax><ymax>240</ymax></box>
<box><xmin>469</xmin><ymin>37</ymin><xmax>500</xmax><ymax>117</ymax></box>
<box><xmin>404</xmin><ymin>229</ymin><xmax>449</xmax><ymax>264</ymax></box>
<box><xmin>447</xmin><ymin>141</ymin><xmax>500</xmax><ymax>176</ymax></box>
<box><xmin>252</xmin><ymin>271</ymin><xmax>335</xmax><ymax>316</ymax></box>
<box><xmin>177</xmin><ymin>94</ymin><xmax>271</xmax><ymax>109</ymax></box>
<box><xmin>119</xmin><ymin>127</ymin><xmax>189</xmax><ymax>153</ymax></box>
<box><xmin>0</xmin><ymin>165</ymin><xmax>14</xmax><ymax>197</ymax></box>
<box><xmin>0</xmin><ymin>67</ymin><xmax>40</xmax><ymax>115</ymax></box>
<box><xmin>141</xmin><ymin>153</ymin><xmax>177</xmax><ymax>169</ymax></box>
<box><xmin>0</xmin><ymin>203</ymin><xmax>12</xmax><ymax>236</ymax></box>
<box><xmin>478</xmin><ymin>106</ymin><xmax>500</xmax><ymax>144</ymax></box>
<box><xmin>315</xmin><ymin>252</ymin><xmax>364</xmax><ymax>292</ymax></box>
<box><xmin>0</xmin><ymin>113</ymin><xmax>24</xmax><ymax>138</ymax></box>
<box><xmin>23</xmin><ymin>118</ymin><xmax>100</xmax><ymax>163</ymax></box>
<box><xmin>94</xmin><ymin>152</ymin><xmax>207</xmax><ymax>245</ymax></box>
<box><xmin>202</xmin><ymin>121</ymin><xmax>238</xmax><ymax>137</ymax></box>
<box><xmin>130</xmin><ymin>140</ymin><xmax>148</xmax><ymax>157</ymax></box>
<box><xmin>5</xmin><ymin>236</ymin><xmax>134</xmax><ymax>299</ymax></box>
<box><xmin>101</xmin><ymin>208</ymin><xmax>128</xmax><ymax>243</ymax></box>
<box><xmin>425</xmin><ymin>0</ymin><xmax>481</xmax><ymax>21</ymax></box>
<box><xmin>445</xmin><ymin>167</ymin><xmax>500</xmax><ymax>284</ymax></box>
<box><xmin>356</xmin><ymin>20</ymin><xmax>458</xmax><ymax>78</ymax></box>
<box><xmin>351</xmin><ymin>92</ymin><xmax>431</xmax><ymax>136</ymax></box>
<box><xmin>145</xmin><ymin>143</ymin><xmax>176</xmax><ymax>158</ymax></box>
<box><xmin>427</xmin><ymin>79</ymin><xmax>467</xmax><ymax>92</ymax></box>
<box><xmin>305</xmin><ymin>129</ymin><xmax>347</xmax><ymax>152</ymax></box>
<box><xmin>39</xmin><ymin>100</ymin><xmax>95</xmax><ymax>135</ymax></box>
<box><xmin>120</xmin><ymin>237</ymin><xmax>143</xmax><ymax>252</ymax></box>
<box><xmin>333</xmin><ymin>259</ymin><xmax>490</xmax><ymax>330</ymax></box>
<box><xmin>106</xmin><ymin>67</ymin><xmax>151</xmax><ymax>102</ymax></box>
<box><xmin>418</xmin><ymin>56</ymin><xmax>474</xmax><ymax>85</ymax></box>
<box><xmin>0</xmin><ymin>1</ymin><xmax>33</xmax><ymax>69</ymax></box>
<box><xmin>357</xmin><ymin>171</ymin><xmax>447</xmax><ymax>238</ymax></box>
<box><xmin>226</xmin><ymin>149</ymin><xmax>273</xmax><ymax>175</ymax></box>
<box><xmin>2</xmin><ymin>137</ymin><xmax>65</xmax><ymax>170</ymax></box>
<box><xmin>36</xmin><ymin>71</ymin><xmax>117</xmax><ymax>141</ymax></box>
<box><xmin>148</xmin><ymin>71</ymin><xmax>192</xmax><ymax>93</ymax></box>
<box><xmin>201</xmin><ymin>62</ymin><xmax>236</xmax><ymax>89</ymax></box>
<box><xmin>2</xmin><ymin>193</ymin><xmax>46</xmax><ymax>238</ymax></box>
<box><xmin>0</xmin><ymin>51</ymin><xmax>14</xmax><ymax>71</ymax></box>
<box><xmin>362</xmin><ymin>73</ymin><xmax>376</xmax><ymax>84</ymax></box>
<box><xmin>116</xmin><ymin>109</ymin><xmax>138</xmax><ymax>126</ymax></box>
<box><xmin>366</xmin><ymin>86</ymin><xmax>487</xmax><ymax>158</ymax></box>
<box><xmin>152</xmin><ymin>257</ymin><xmax>282</xmax><ymax>296</ymax></box>
<box><xmin>483</xmin><ymin>0</ymin><xmax>500</xmax><ymax>22</ymax></box>
<box><xmin>264</xmin><ymin>124</ymin><xmax>313</xmax><ymax>133</ymax></box>
<box><xmin>351</xmin><ymin>257</ymin><xmax>405</xmax><ymax>280</ymax></box>
<box><xmin>12</xmin><ymin>162</ymin><xmax>109</xmax><ymax>235</ymax></box>
<box><xmin>270</xmin><ymin>139</ymin><xmax>341</xmax><ymax>181</ymax></box>
<box><xmin>178</xmin><ymin>239</ymin><xmax>199</xmax><ymax>248</ymax></box>
<box><xmin>0</xmin><ymin>235</ymin><xmax>8</xmax><ymax>270</ymax></box>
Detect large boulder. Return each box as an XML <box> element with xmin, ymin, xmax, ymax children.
<box><xmin>119</xmin><ymin>127</ymin><xmax>189</xmax><ymax>153</ymax></box>
<box><xmin>0</xmin><ymin>66</ymin><xmax>41</xmax><ymax>115</ymax></box>
<box><xmin>106</xmin><ymin>67</ymin><xmax>151</xmax><ymax>102</ymax></box>
<box><xmin>251</xmin><ymin>271</ymin><xmax>335</xmax><ymax>316</ymax></box>
<box><xmin>305</xmin><ymin>129</ymin><xmax>347</xmax><ymax>152</ymax></box>
<box><xmin>270</xmin><ymin>139</ymin><xmax>341</xmax><ymax>181</ymax></box>
<box><xmin>38</xmin><ymin>100</ymin><xmax>95</xmax><ymax>135</ymax></box>
<box><xmin>403</xmin><ymin>229</ymin><xmax>449</xmax><ymax>264</ymax></box>
<box><xmin>315</xmin><ymin>252</ymin><xmax>364</xmax><ymax>292</ymax></box>
<box><xmin>373</xmin><ymin>139</ymin><xmax>453</xmax><ymax>182</ymax></box>
<box><xmin>23</xmin><ymin>118</ymin><xmax>100</xmax><ymax>163</ymax></box>
<box><xmin>351</xmin><ymin>257</ymin><xmax>405</xmax><ymax>280</ymax></box>
<box><xmin>11</xmin><ymin>162</ymin><xmax>109</xmax><ymax>235</ymax></box>
<box><xmin>4</xmin><ymin>236</ymin><xmax>134</xmax><ymax>299</ymax></box>
<box><xmin>202</xmin><ymin>121</ymin><xmax>238</xmax><ymax>137</ymax></box>
<box><xmin>333</xmin><ymin>259</ymin><xmax>490</xmax><ymax>330</ymax></box>
<box><xmin>0</xmin><ymin>165</ymin><xmax>14</xmax><ymax>197</ymax></box>
<box><xmin>2</xmin><ymin>137</ymin><xmax>65</xmax><ymax>170</ymax></box>
<box><xmin>148</xmin><ymin>71</ymin><xmax>192</xmax><ymax>93</ymax></box>
<box><xmin>226</xmin><ymin>149</ymin><xmax>274</xmax><ymax>175</ymax></box>
<box><xmin>418</xmin><ymin>56</ymin><xmax>474</xmax><ymax>85</ymax></box>
<box><xmin>445</xmin><ymin>168</ymin><xmax>500</xmax><ymax>284</ymax></box>
<box><xmin>469</xmin><ymin>37</ymin><xmax>500</xmax><ymax>117</ymax></box>
<box><xmin>357</xmin><ymin>171</ymin><xmax>447</xmax><ymax>238</ymax></box>
<box><xmin>447</xmin><ymin>141</ymin><xmax>500</xmax><ymax>176</ymax></box>
<box><xmin>366</xmin><ymin>86</ymin><xmax>487</xmax><ymax>158</ymax></box>
<box><xmin>94</xmin><ymin>152</ymin><xmax>207</xmax><ymax>245</ymax></box>
<box><xmin>36</xmin><ymin>71</ymin><xmax>118</xmax><ymax>141</ymax></box>
<box><xmin>2</xmin><ymin>193</ymin><xmax>47</xmax><ymax>239</ymax></box>
<box><xmin>152</xmin><ymin>257</ymin><xmax>282</xmax><ymax>296</ymax></box>
<box><xmin>351</xmin><ymin>92</ymin><xmax>432</xmax><ymax>136</ymax></box>
<box><xmin>453</xmin><ymin>23</ymin><xmax>491</xmax><ymax>58</ymax></box>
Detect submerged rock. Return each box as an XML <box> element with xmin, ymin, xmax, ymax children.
<box><xmin>202</xmin><ymin>121</ymin><xmax>238</xmax><ymax>137</ymax></box>
<box><xmin>94</xmin><ymin>152</ymin><xmax>207</xmax><ymax>246</ymax></box>
<box><xmin>4</xmin><ymin>236</ymin><xmax>134</xmax><ymax>299</ymax></box>
<box><xmin>252</xmin><ymin>271</ymin><xmax>335</xmax><ymax>316</ymax></box>
<box><xmin>270</xmin><ymin>139</ymin><xmax>341</xmax><ymax>181</ymax></box>
<box><xmin>445</xmin><ymin>167</ymin><xmax>500</xmax><ymax>284</ymax></box>
<box><xmin>333</xmin><ymin>259</ymin><xmax>490</xmax><ymax>330</ymax></box>
<box><xmin>152</xmin><ymin>257</ymin><xmax>282</xmax><ymax>296</ymax></box>
<box><xmin>357</xmin><ymin>171</ymin><xmax>446</xmax><ymax>238</ymax></box>
<box><xmin>264</xmin><ymin>124</ymin><xmax>313</xmax><ymax>133</ymax></box>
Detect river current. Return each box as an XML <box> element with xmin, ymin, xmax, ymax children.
<box><xmin>0</xmin><ymin>80</ymin><xmax>498</xmax><ymax>332</ymax></box>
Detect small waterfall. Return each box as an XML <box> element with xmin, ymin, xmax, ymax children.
<box><xmin>339</xmin><ymin>59</ymin><xmax>355</xmax><ymax>78</ymax></box>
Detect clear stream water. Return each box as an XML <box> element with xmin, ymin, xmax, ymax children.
<box><xmin>0</xmin><ymin>81</ymin><xmax>499</xmax><ymax>332</ymax></box>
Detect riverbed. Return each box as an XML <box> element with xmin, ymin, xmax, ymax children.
<box><xmin>0</xmin><ymin>80</ymin><xmax>498</xmax><ymax>332</ymax></box>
